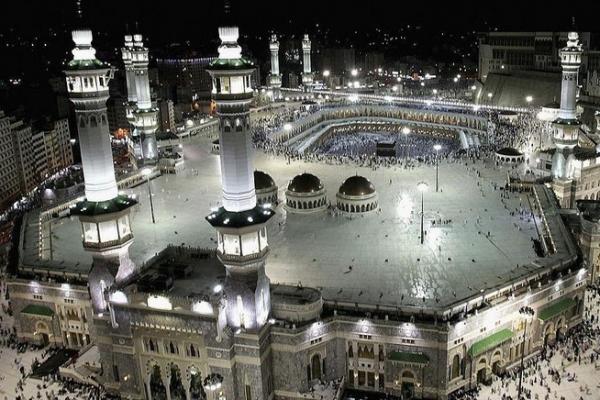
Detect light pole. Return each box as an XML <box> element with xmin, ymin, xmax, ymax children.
<box><xmin>402</xmin><ymin>127</ymin><xmax>411</xmax><ymax>160</ymax></box>
<box><xmin>203</xmin><ymin>373</ymin><xmax>224</xmax><ymax>400</ymax></box>
<box><xmin>433</xmin><ymin>144</ymin><xmax>442</xmax><ymax>192</ymax></box>
<box><xmin>142</xmin><ymin>168</ymin><xmax>155</xmax><ymax>224</ymax></box>
<box><xmin>517</xmin><ymin>306</ymin><xmax>535</xmax><ymax>400</ymax></box>
<box><xmin>417</xmin><ymin>182</ymin><xmax>428</xmax><ymax>244</ymax></box>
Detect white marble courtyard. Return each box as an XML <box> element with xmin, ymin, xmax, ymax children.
<box><xmin>47</xmin><ymin>135</ymin><xmax>538</xmax><ymax>308</ymax></box>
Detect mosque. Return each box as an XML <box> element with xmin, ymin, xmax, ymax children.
<box><xmin>5</xmin><ymin>12</ymin><xmax>596</xmax><ymax>400</ymax></box>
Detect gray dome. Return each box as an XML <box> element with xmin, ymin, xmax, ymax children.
<box><xmin>338</xmin><ymin>176</ymin><xmax>375</xmax><ymax>197</ymax></box>
<box><xmin>254</xmin><ymin>170</ymin><xmax>275</xmax><ymax>190</ymax></box>
<box><xmin>288</xmin><ymin>173</ymin><xmax>323</xmax><ymax>193</ymax></box>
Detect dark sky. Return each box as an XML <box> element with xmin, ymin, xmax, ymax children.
<box><xmin>3</xmin><ymin>0</ymin><xmax>598</xmax><ymax>40</ymax></box>
<box><xmin>1</xmin><ymin>1</ymin><xmax>598</xmax><ymax>86</ymax></box>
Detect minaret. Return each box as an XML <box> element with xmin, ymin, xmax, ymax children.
<box><xmin>301</xmin><ymin>34</ymin><xmax>313</xmax><ymax>89</ymax></box>
<box><xmin>268</xmin><ymin>34</ymin><xmax>282</xmax><ymax>97</ymax></box>
<box><xmin>121</xmin><ymin>34</ymin><xmax>136</xmax><ymax>123</ymax></box>
<box><xmin>130</xmin><ymin>34</ymin><xmax>158</xmax><ymax>165</ymax></box>
<box><xmin>551</xmin><ymin>32</ymin><xmax>583</xmax><ymax>207</ymax></box>
<box><xmin>205</xmin><ymin>24</ymin><xmax>274</xmax><ymax>332</ymax></box>
<box><xmin>64</xmin><ymin>29</ymin><xmax>137</xmax><ymax>313</ymax></box>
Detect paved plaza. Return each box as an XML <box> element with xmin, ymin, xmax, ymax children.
<box><xmin>47</xmin><ymin>135</ymin><xmax>538</xmax><ymax>308</ymax></box>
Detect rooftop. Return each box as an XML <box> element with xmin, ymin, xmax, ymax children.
<box><xmin>47</xmin><ymin>135</ymin><xmax>543</xmax><ymax>309</ymax></box>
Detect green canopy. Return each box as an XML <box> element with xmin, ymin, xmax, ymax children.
<box><xmin>22</xmin><ymin>304</ymin><xmax>55</xmax><ymax>318</ymax></box>
<box><xmin>388</xmin><ymin>351</ymin><xmax>429</xmax><ymax>364</ymax></box>
<box><xmin>538</xmin><ymin>298</ymin><xmax>576</xmax><ymax>321</ymax></box>
<box><xmin>468</xmin><ymin>329</ymin><xmax>513</xmax><ymax>357</ymax></box>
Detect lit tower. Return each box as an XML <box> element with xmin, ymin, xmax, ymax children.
<box><xmin>64</xmin><ymin>30</ymin><xmax>137</xmax><ymax>313</ymax></box>
<box><xmin>551</xmin><ymin>32</ymin><xmax>583</xmax><ymax>207</ymax></box>
<box><xmin>206</xmin><ymin>23</ymin><xmax>275</xmax><ymax>333</ymax></box>
<box><xmin>121</xmin><ymin>35</ymin><xmax>136</xmax><ymax>124</ymax></box>
<box><xmin>301</xmin><ymin>34</ymin><xmax>313</xmax><ymax>89</ymax></box>
<box><xmin>268</xmin><ymin>34</ymin><xmax>282</xmax><ymax>96</ymax></box>
<box><xmin>130</xmin><ymin>34</ymin><xmax>158</xmax><ymax>164</ymax></box>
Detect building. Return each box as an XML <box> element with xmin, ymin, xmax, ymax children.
<box><xmin>478</xmin><ymin>32</ymin><xmax>592</xmax><ymax>82</ymax></box>
<box><xmin>5</xmin><ymin>27</ymin><xmax>594</xmax><ymax>400</ymax></box>
<box><xmin>158</xmin><ymin>98</ymin><xmax>176</xmax><ymax>132</ymax></box>
<box><xmin>42</xmin><ymin>118</ymin><xmax>74</xmax><ymax>175</ymax></box>
<box><xmin>321</xmin><ymin>48</ymin><xmax>356</xmax><ymax>75</ymax></box>
<box><xmin>0</xmin><ymin>111</ymin><xmax>73</xmax><ymax>211</ymax></box>
<box><xmin>0</xmin><ymin>111</ymin><xmax>20</xmax><ymax>209</ymax></box>
<box><xmin>156</xmin><ymin>56</ymin><xmax>216</xmax><ymax>106</ymax></box>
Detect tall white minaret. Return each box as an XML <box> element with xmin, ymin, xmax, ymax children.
<box><xmin>268</xmin><ymin>34</ymin><xmax>282</xmax><ymax>95</ymax></box>
<box><xmin>64</xmin><ymin>29</ymin><xmax>137</xmax><ymax>313</ymax></box>
<box><xmin>121</xmin><ymin>35</ymin><xmax>136</xmax><ymax>115</ymax></box>
<box><xmin>205</xmin><ymin>24</ymin><xmax>274</xmax><ymax>334</ymax></box>
<box><xmin>551</xmin><ymin>32</ymin><xmax>583</xmax><ymax>179</ymax></box>
<box><xmin>301</xmin><ymin>34</ymin><xmax>313</xmax><ymax>89</ymax></box>
<box><xmin>129</xmin><ymin>34</ymin><xmax>158</xmax><ymax>165</ymax></box>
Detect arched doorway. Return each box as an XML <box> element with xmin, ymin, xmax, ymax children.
<box><xmin>476</xmin><ymin>358</ymin><xmax>488</xmax><ymax>384</ymax></box>
<box><xmin>311</xmin><ymin>354</ymin><xmax>322</xmax><ymax>380</ymax></box>
<box><xmin>400</xmin><ymin>370</ymin><xmax>416</xmax><ymax>399</ymax></box>
<box><xmin>544</xmin><ymin>323</ymin><xmax>556</xmax><ymax>347</ymax></box>
<box><xmin>491</xmin><ymin>350</ymin><xmax>503</xmax><ymax>375</ymax></box>
<box><xmin>35</xmin><ymin>321</ymin><xmax>50</xmax><ymax>346</ymax></box>
<box><xmin>189</xmin><ymin>367</ymin><xmax>206</xmax><ymax>400</ymax></box>
<box><xmin>450</xmin><ymin>354</ymin><xmax>460</xmax><ymax>380</ymax></box>
<box><xmin>169</xmin><ymin>364</ymin><xmax>186</xmax><ymax>400</ymax></box>
<box><xmin>556</xmin><ymin>317</ymin><xmax>566</xmax><ymax>341</ymax></box>
<box><xmin>149</xmin><ymin>365</ymin><xmax>167</xmax><ymax>400</ymax></box>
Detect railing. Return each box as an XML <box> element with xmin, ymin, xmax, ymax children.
<box><xmin>82</xmin><ymin>233</ymin><xmax>133</xmax><ymax>250</ymax></box>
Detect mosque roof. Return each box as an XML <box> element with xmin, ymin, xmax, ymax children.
<box><xmin>207</xmin><ymin>57</ymin><xmax>254</xmax><ymax>71</ymax></box>
<box><xmin>70</xmin><ymin>194</ymin><xmax>137</xmax><ymax>216</ymax></box>
<box><xmin>65</xmin><ymin>58</ymin><xmax>109</xmax><ymax>71</ymax></box>
<box><xmin>338</xmin><ymin>175</ymin><xmax>376</xmax><ymax>197</ymax></box>
<box><xmin>205</xmin><ymin>205</ymin><xmax>274</xmax><ymax>228</ymax></box>
<box><xmin>287</xmin><ymin>173</ymin><xmax>323</xmax><ymax>193</ymax></box>
<box><xmin>254</xmin><ymin>170</ymin><xmax>276</xmax><ymax>190</ymax></box>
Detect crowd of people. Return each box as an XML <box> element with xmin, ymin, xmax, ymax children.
<box><xmin>449</xmin><ymin>286</ymin><xmax>600</xmax><ymax>400</ymax></box>
<box><xmin>250</xmin><ymin>100</ymin><xmax>544</xmax><ymax>175</ymax></box>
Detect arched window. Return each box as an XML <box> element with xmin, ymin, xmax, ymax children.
<box><xmin>190</xmin><ymin>344</ymin><xmax>196</xmax><ymax>357</ymax></box>
<box><xmin>451</xmin><ymin>354</ymin><xmax>460</xmax><ymax>379</ymax></box>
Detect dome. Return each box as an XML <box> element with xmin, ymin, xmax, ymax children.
<box><xmin>288</xmin><ymin>173</ymin><xmax>323</xmax><ymax>193</ymax></box>
<box><xmin>254</xmin><ymin>170</ymin><xmax>275</xmax><ymax>190</ymax></box>
<box><xmin>338</xmin><ymin>176</ymin><xmax>375</xmax><ymax>197</ymax></box>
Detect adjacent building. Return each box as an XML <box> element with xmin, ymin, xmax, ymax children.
<box><xmin>0</xmin><ymin>111</ymin><xmax>73</xmax><ymax>210</ymax></box>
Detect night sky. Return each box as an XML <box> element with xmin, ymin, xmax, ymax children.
<box><xmin>0</xmin><ymin>0</ymin><xmax>598</xmax><ymax>114</ymax></box>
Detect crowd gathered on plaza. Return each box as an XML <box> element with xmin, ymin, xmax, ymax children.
<box><xmin>449</xmin><ymin>287</ymin><xmax>600</xmax><ymax>400</ymax></box>
<box><xmin>250</xmin><ymin>100</ymin><xmax>550</xmax><ymax>175</ymax></box>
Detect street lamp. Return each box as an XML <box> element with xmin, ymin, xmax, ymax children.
<box><xmin>351</xmin><ymin>68</ymin><xmax>358</xmax><ymax>77</ymax></box>
<box><xmin>517</xmin><ymin>306</ymin><xmax>535</xmax><ymax>400</ymax></box>
<box><xmin>203</xmin><ymin>373</ymin><xmax>224</xmax><ymax>400</ymax></box>
<box><xmin>142</xmin><ymin>168</ymin><xmax>155</xmax><ymax>224</ymax></box>
<box><xmin>417</xmin><ymin>182</ymin><xmax>428</xmax><ymax>244</ymax></box>
<box><xmin>433</xmin><ymin>144</ymin><xmax>442</xmax><ymax>192</ymax></box>
<box><xmin>525</xmin><ymin>95</ymin><xmax>533</xmax><ymax>104</ymax></box>
<box><xmin>323</xmin><ymin>70</ymin><xmax>330</xmax><ymax>78</ymax></box>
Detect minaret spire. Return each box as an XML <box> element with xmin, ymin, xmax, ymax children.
<box><xmin>65</xmin><ymin>29</ymin><xmax>137</xmax><ymax>312</ymax></box>
<box><xmin>551</xmin><ymin>30</ymin><xmax>583</xmax><ymax>207</ymax></box>
<box><xmin>268</xmin><ymin>34</ymin><xmax>282</xmax><ymax>97</ymax></box>
<box><xmin>302</xmin><ymin>34</ymin><xmax>314</xmax><ymax>90</ymax></box>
